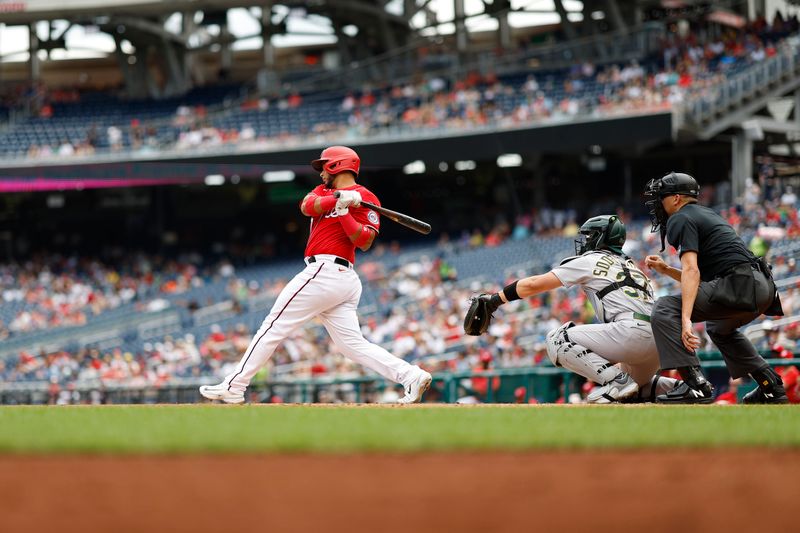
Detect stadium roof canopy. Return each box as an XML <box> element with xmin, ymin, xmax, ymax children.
<box><xmin>0</xmin><ymin>1</ymin><xmax>595</xmax><ymax>58</ymax></box>
<box><xmin>0</xmin><ymin>1</ymin><xmax>274</xmax><ymax>23</ymax></box>
<box><xmin>0</xmin><ymin>0</ymin><xmax>574</xmax><ymax>25</ymax></box>
<box><xmin>0</xmin><ymin>0</ymin><xmax>602</xmax><ymax>95</ymax></box>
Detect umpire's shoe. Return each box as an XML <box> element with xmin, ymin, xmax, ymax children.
<box><xmin>656</xmin><ymin>366</ymin><xmax>714</xmax><ymax>404</ymax></box>
<box><xmin>742</xmin><ymin>367</ymin><xmax>788</xmax><ymax>404</ymax></box>
<box><xmin>655</xmin><ymin>382</ymin><xmax>714</xmax><ymax>404</ymax></box>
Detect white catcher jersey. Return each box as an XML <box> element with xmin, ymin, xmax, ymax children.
<box><xmin>550</xmin><ymin>251</ymin><xmax>654</xmax><ymax>323</ymax></box>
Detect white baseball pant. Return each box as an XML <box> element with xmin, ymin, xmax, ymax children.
<box><xmin>223</xmin><ymin>256</ymin><xmax>419</xmax><ymax>393</ymax></box>
<box><xmin>548</xmin><ymin>319</ymin><xmax>660</xmax><ymax>386</ymax></box>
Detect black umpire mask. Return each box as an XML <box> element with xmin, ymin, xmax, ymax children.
<box><xmin>644</xmin><ymin>172</ymin><xmax>700</xmax><ymax>252</ymax></box>
<box><xmin>644</xmin><ymin>179</ymin><xmax>669</xmax><ymax>252</ymax></box>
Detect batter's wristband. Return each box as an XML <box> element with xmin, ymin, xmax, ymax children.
<box><xmin>502</xmin><ymin>280</ymin><xmax>521</xmax><ymax>302</ymax></box>
<box><xmin>317</xmin><ymin>195</ymin><xmax>337</xmax><ymax>211</ymax></box>
<box><xmin>338</xmin><ymin>211</ymin><xmax>363</xmax><ymax>236</ymax></box>
<box><xmin>302</xmin><ymin>194</ymin><xmax>337</xmax><ymax>214</ymax></box>
<box><xmin>353</xmin><ymin>228</ymin><xmax>372</xmax><ymax>247</ymax></box>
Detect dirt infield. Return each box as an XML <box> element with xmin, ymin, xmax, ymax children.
<box><xmin>0</xmin><ymin>450</ymin><xmax>796</xmax><ymax>533</ymax></box>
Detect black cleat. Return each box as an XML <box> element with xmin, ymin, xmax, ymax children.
<box><xmin>656</xmin><ymin>381</ymin><xmax>714</xmax><ymax>404</ymax></box>
<box><xmin>742</xmin><ymin>387</ymin><xmax>788</xmax><ymax>404</ymax></box>
<box><xmin>742</xmin><ymin>367</ymin><xmax>788</xmax><ymax>404</ymax></box>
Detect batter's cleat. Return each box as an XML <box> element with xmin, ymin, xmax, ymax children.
<box><xmin>586</xmin><ymin>372</ymin><xmax>639</xmax><ymax>404</ymax></box>
<box><xmin>655</xmin><ymin>381</ymin><xmax>714</xmax><ymax>404</ymax></box>
<box><xmin>199</xmin><ymin>383</ymin><xmax>245</xmax><ymax>404</ymax></box>
<box><xmin>398</xmin><ymin>370</ymin><xmax>432</xmax><ymax>404</ymax></box>
<box><xmin>742</xmin><ymin>367</ymin><xmax>788</xmax><ymax>404</ymax></box>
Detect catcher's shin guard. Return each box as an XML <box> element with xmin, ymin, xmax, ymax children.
<box><xmin>545</xmin><ymin>323</ymin><xmax>619</xmax><ymax>385</ymax></box>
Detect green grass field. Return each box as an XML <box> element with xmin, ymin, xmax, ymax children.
<box><xmin>0</xmin><ymin>404</ymin><xmax>798</xmax><ymax>454</ymax></box>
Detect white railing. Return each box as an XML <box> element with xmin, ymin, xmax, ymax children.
<box><xmin>0</xmin><ymin>308</ymin><xmax>177</xmax><ymax>358</ymax></box>
<box><xmin>682</xmin><ymin>36</ymin><xmax>800</xmax><ymax>129</ymax></box>
<box><xmin>744</xmin><ymin>313</ymin><xmax>800</xmax><ymax>341</ymax></box>
<box><xmin>193</xmin><ymin>300</ymin><xmax>237</xmax><ymax>327</ymax></box>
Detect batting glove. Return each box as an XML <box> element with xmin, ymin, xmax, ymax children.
<box><xmin>338</xmin><ymin>190</ymin><xmax>362</xmax><ymax>207</ymax></box>
<box><xmin>335</xmin><ymin>197</ymin><xmax>351</xmax><ymax>216</ymax></box>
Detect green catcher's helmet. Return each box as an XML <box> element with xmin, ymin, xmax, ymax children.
<box><xmin>575</xmin><ymin>215</ymin><xmax>626</xmax><ymax>255</ymax></box>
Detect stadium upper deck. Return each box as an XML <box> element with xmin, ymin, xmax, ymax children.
<box><xmin>0</xmin><ymin>17</ymin><xmax>796</xmax><ymax>162</ymax></box>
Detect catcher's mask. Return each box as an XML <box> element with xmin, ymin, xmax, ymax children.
<box><xmin>575</xmin><ymin>215</ymin><xmax>626</xmax><ymax>256</ymax></box>
<box><xmin>644</xmin><ymin>171</ymin><xmax>699</xmax><ymax>251</ymax></box>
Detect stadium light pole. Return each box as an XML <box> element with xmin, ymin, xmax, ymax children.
<box><xmin>795</xmin><ymin>89</ymin><xmax>800</xmax><ymax>129</ymax></box>
<box><xmin>454</xmin><ymin>0</ymin><xmax>468</xmax><ymax>55</ymax></box>
<box><xmin>553</xmin><ymin>0</ymin><xmax>578</xmax><ymax>41</ymax></box>
<box><xmin>491</xmin><ymin>0</ymin><xmax>512</xmax><ymax>50</ymax></box>
<box><xmin>29</xmin><ymin>23</ymin><xmax>41</xmax><ymax>83</ymax></box>
<box><xmin>220</xmin><ymin>13</ymin><xmax>233</xmax><ymax>75</ymax></box>
<box><xmin>261</xmin><ymin>2</ymin><xmax>275</xmax><ymax>70</ymax></box>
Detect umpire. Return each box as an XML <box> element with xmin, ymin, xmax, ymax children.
<box><xmin>643</xmin><ymin>172</ymin><xmax>787</xmax><ymax>404</ymax></box>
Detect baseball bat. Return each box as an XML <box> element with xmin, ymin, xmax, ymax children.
<box><xmin>334</xmin><ymin>192</ymin><xmax>431</xmax><ymax>235</ymax></box>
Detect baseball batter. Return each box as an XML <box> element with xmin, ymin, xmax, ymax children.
<box><xmin>200</xmin><ymin>146</ymin><xmax>432</xmax><ymax>404</ymax></box>
<box><xmin>468</xmin><ymin>215</ymin><xmax>680</xmax><ymax>403</ymax></box>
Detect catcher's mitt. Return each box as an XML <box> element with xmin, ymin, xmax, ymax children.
<box><xmin>463</xmin><ymin>294</ymin><xmax>497</xmax><ymax>336</ymax></box>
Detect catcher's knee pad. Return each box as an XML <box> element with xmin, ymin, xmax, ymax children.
<box><xmin>545</xmin><ymin>322</ymin><xmax>575</xmax><ymax>366</ymax></box>
<box><xmin>545</xmin><ymin>322</ymin><xmax>618</xmax><ymax>385</ymax></box>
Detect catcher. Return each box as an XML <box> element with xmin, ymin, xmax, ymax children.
<box><xmin>464</xmin><ymin>215</ymin><xmax>680</xmax><ymax>403</ymax></box>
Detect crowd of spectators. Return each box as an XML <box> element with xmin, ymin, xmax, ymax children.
<box><xmin>0</xmin><ymin>253</ymin><xmax>241</xmax><ymax>336</ymax></box>
<box><xmin>4</xmin><ymin>235</ymin><xmax>796</xmax><ymax>403</ymax></box>
<box><xmin>159</xmin><ymin>14</ymin><xmax>799</xmax><ymax>154</ymax></box>
<box><xmin>725</xmin><ymin>157</ymin><xmax>800</xmax><ymax>242</ymax></box>
<box><xmin>3</xmin><ymin>14</ymin><xmax>800</xmax><ymax>404</ymax></box>
<box><xmin>5</xmin><ymin>14</ymin><xmax>799</xmax><ymax>161</ymax></box>
<box><xmin>2</xmin><ymin>186</ymin><xmax>798</xmax><ymax>403</ymax></box>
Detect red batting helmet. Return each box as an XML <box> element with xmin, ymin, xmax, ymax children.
<box><xmin>311</xmin><ymin>146</ymin><xmax>360</xmax><ymax>176</ymax></box>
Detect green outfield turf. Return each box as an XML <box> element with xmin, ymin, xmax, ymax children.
<box><xmin>0</xmin><ymin>404</ymin><xmax>798</xmax><ymax>454</ymax></box>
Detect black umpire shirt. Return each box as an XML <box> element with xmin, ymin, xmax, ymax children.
<box><xmin>666</xmin><ymin>203</ymin><xmax>753</xmax><ymax>282</ymax></box>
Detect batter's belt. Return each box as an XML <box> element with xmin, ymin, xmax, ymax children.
<box><xmin>305</xmin><ymin>254</ymin><xmax>353</xmax><ymax>269</ymax></box>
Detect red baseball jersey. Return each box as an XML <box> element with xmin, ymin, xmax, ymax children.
<box><xmin>304</xmin><ymin>184</ymin><xmax>381</xmax><ymax>264</ymax></box>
